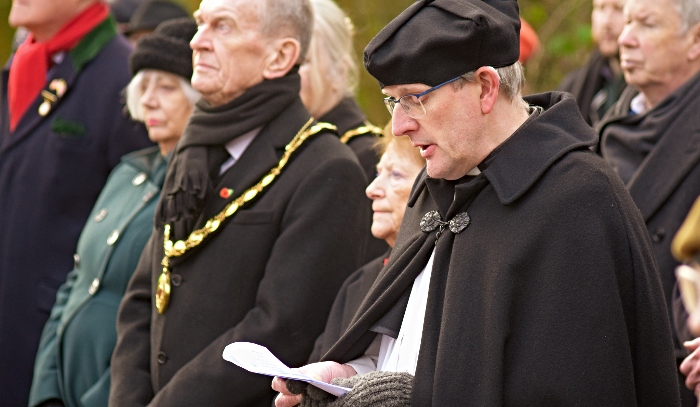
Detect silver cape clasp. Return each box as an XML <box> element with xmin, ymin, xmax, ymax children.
<box><xmin>420</xmin><ymin>210</ymin><xmax>470</xmax><ymax>234</ymax></box>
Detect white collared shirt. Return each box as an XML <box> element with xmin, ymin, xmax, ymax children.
<box><xmin>347</xmin><ymin>249</ymin><xmax>436</xmax><ymax>376</ymax></box>
<box><xmin>630</xmin><ymin>92</ymin><xmax>649</xmax><ymax>115</ymax></box>
<box><xmin>219</xmin><ymin>128</ymin><xmax>260</xmax><ymax>175</ymax></box>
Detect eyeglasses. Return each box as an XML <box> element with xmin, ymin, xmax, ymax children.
<box><xmin>383</xmin><ymin>75</ymin><xmax>462</xmax><ymax>119</ymax></box>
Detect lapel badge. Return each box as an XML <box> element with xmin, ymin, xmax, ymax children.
<box><xmin>38</xmin><ymin>90</ymin><xmax>58</xmax><ymax>117</ymax></box>
<box><xmin>220</xmin><ymin>188</ymin><xmax>234</xmax><ymax>199</ymax></box>
<box><xmin>49</xmin><ymin>79</ymin><xmax>67</xmax><ymax>97</ymax></box>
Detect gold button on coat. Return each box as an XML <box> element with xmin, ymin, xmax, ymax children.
<box><xmin>94</xmin><ymin>208</ymin><xmax>107</xmax><ymax>222</ymax></box>
<box><xmin>107</xmin><ymin>230</ymin><xmax>120</xmax><ymax>245</ymax></box>
<box><xmin>132</xmin><ymin>172</ymin><xmax>147</xmax><ymax>186</ymax></box>
<box><xmin>88</xmin><ymin>278</ymin><xmax>100</xmax><ymax>295</ymax></box>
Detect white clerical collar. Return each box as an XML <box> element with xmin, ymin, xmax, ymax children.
<box><xmin>467</xmin><ymin>167</ymin><xmax>481</xmax><ymax>176</ymax></box>
<box><xmin>219</xmin><ymin>127</ymin><xmax>260</xmax><ymax>175</ymax></box>
<box><xmin>630</xmin><ymin>92</ymin><xmax>649</xmax><ymax>115</ymax></box>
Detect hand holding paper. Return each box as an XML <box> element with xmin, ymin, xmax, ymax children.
<box><xmin>222</xmin><ymin>342</ymin><xmax>350</xmax><ymax>397</ymax></box>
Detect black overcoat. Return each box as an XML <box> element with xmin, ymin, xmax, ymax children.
<box><xmin>110</xmin><ymin>99</ymin><xmax>371</xmax><ymax>406</ymax></box>
<box><xmin>309</xmin><ymin>251</ymin><xmax>389</xmax><ymax>363</ymax></box>
<box><xmin>557</xmin><ymin>50</ymin><xmax>626</xmax><ymax>128</ymax></box>
<box><xmin>0</xmin><ymin>18</ymin><xmax>150</xmax><ymax>406</ymax></box>
<box><xmin>600</xmin><ymin>78</ymin><xmax>700</xmax><ymax>406</ymax></box>
<box><xmin>319</xmin><ymin>97</ymin><xmax>389</xmax><ymax>262</ymax></box>
<box><xmin>323</xmin><ymin>92</ymin><xmax>680</xmax><ymax>406</ymax></box>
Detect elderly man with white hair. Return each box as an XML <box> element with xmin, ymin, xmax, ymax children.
<box><xmin>109</xmin><ymin>0</ymin><xmax>370</xmax><ymax>405</ymax></box>
<box><xmin>598</xmin><ymin>0</ymin><xmax>700</xmax><ymax>403</ymax></box>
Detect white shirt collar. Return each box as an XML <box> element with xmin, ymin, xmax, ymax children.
<box><xmin>219</xmin><ymin>127</ymin><xmax>260</xmax><ymax>175</ymax></box>
<box><xmin>630</xmin><ymin>92</ymin><xmax>649</xmax><ymax>115</ymax></box>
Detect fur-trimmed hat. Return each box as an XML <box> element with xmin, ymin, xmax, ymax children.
<box><xmin>364</xmin><ymin>0</ymin><xmax>521</xmax><ymax>87</ymax></box>
<box><xmin>129</xmin><ymin>17</ymin><xmax>197</xmax><ymax>80</ymax></box>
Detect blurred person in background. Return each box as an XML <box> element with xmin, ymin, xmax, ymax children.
<box><xmin>598</xmin><ymin>0</ymin><xmax>700</xmax><ymax>403</ymax></box>
<box><xmin>0</xmin><ymin>0</ymin><xmax>151</xmax><ymax>405</ymax></box>
<box><xmin>300</xmin><ymin>0</ymin><xmax>387</xmax><ymax>261</ymax></box>
<box><xmin>671</xmin><ymin>197</ymin><xmax>700</xmax><ymax>397</ymax></box>
<box><xmin>110</xmin><ymin>0</ymin><xmax>142</xmax><ymax>33</ymax></box>
<box><xmin>109</xmin><ymin>0</ymin><xmax>370</xmax><ymax>405</ymax></box>
<box><xmin>27</xmin><ymin>18</ymin><xmax>198</xmax><ymax>407</ymax></box>
<box><xmin>558</xmin><ymin>0</ymin><xmax>626</xmax><ymax>128</ymax></box>
<box><xmin>124</xmin><ymin>0</ymin><xmax>190</xmax><ymax>45</ymax></box>
<box><xmin>307</xmin><ymin>126</ymin><xmax>425</xmax><ymax>364</ymax></box>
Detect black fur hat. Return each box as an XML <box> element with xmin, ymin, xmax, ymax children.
<box><xmin>130</xmin><ymin>17</ymin><xmax>197</xmax><ymax>80</ymax></box>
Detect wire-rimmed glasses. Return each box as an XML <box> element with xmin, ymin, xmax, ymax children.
<box><xmin>383</xmin><ymin>75</ymin><xmax>462</xmax><ymax>119</ymax></box>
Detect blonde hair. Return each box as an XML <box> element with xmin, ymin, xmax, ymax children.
<box><xmin>303</xmin><ymin>0</ymin><xmax>358</xmax><ymax>116</ymax></box>
<box><xmin>125</xmin><ymin>69</ymin><xmax>199</xmax><ymax>122</ymax></box>
<box><xmin>375</xmin><ymin>122</ymin><xmax>425</xmax><ymax>170</ymax></box>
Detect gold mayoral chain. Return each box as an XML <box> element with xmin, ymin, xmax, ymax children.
<box><xmin>155</xmin><ymin>118</ymin><xmax>335</xmax><ymax>314</ymax></box>
<box><xmin>339</xmin><ymin>121</ymin><xmax>383</xmax><ymax>144</ymax></box>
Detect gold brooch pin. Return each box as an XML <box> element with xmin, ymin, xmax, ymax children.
<box><xmin>49</xmin><ymin>79</ymin><xmax>67</xmax><ymax>97</ymax></box>
<box><xmin>38</xmin><ymin>91</ymin><xmax>58</xmax><ymax>117</ymax></box>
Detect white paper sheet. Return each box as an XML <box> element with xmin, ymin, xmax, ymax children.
<box><xmin>222</xmin><ymin>342</ymin><xmax>350</xmax><ymax>397</ymax></box>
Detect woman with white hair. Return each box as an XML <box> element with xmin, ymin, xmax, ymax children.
<box><xmin>301</xmin><ymin>0</ymin><xmax>387</xmax><ymax>259</ymax></box>
<box><xmin>28</xmin><ymin>18</ymin><xmax>199</xmax><ymax>407</ymax></box>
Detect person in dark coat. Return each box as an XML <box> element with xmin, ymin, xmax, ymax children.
<box><xmin>598</xmin><ymin>0</ymin><xmax>700</xmax><ymax>404</ymax></box>
<box><xmin>0</xmin><ymin>1</ymin><xmax>151</xmax><ymax>405</ymax></box>
<box><xmin>124</xmin><ymin>0</ymin><xmax>190</xmax><ymax>45</ymax></box>
<box><xmin>109</xmin><ymin>0</ymin><xmax>370</xmax><ymax>405</ymax></box>
<box><xmin>273</xmin><ymin>0</ymin><xmax>680</xmax><ymax>405</ymax></box>
<box><xmin>558</xmin><ymin>0</ymin><xmax>626</xmax><ymax>128</ymax></box>
<box><xmin>308</xmin><ymin>128</ymin><xmax>425</xmax><ymax>365</ymax></box>
<box><xmin>28</xmin><ymin>18</ymin><xmax>199</xmax><ymax>407</ymax></box>
<box><xmin>299</xmin><ymin>0</ymin><xmax>387</xmax><ymax>262</ymax></box>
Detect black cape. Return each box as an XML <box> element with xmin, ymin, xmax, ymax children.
<box><xmin>322</xmin><ymin>92</ymin><xmax>680</xmax><ymax>406</ymax></box>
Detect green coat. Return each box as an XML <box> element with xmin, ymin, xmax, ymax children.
<box><xmin>29</xmin><ymin>146</ymin><xmax>166</xmax><ymax>407</ymax></box>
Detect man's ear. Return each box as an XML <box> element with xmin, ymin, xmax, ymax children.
<box><xmin>475</xmin><ymin>66</ymin><xmax>500</xmax><ymax>114</ymax></box>
<box><xmin>687</xmin><ymin>22</ymin><xmax>700</xmax><ymax>61</ymax></box>
<box><xmin>262</xmin><ymin>38</ymin><xmax>301</xmax><ymax>79</ymax></box>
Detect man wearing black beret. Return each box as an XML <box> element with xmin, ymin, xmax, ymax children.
<box><xmin>273</xmin><ymin>0</ymin><xmax>681</xmax><ymax>405</ymax></box>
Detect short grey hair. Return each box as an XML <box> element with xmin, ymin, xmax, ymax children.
<box><xmin>674</xmin><ymin>0</ymin><xmax>700</xmax><ymax>33</ymax></box>
<box><xmin>259</xmin><ymin>0</ymin><xmax>314</xmax><ymax>64</ymax></box>
<box><xmin>125</xmin><ymin>70</ymin><xmax>200</xmax><ymax>122</ymax></box>
<box><xmin>455</xmin><ymin>62</ymin><xmax>529</xmax><ymax>111</ymax></box>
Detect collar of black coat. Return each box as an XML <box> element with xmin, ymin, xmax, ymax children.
<box><xmin>408</xmin><ymin>91</ymin><xmax>596</xmax><ymax>208</ymax></box>
<box><xmin>318</xmin><ymin>96</ymin><xmax>367</xmax><ymax>136</ymax></box>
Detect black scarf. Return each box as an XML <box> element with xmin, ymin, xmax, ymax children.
<box><xmin>156</xmin><ymin>70</ymin><xmax>301</xmax><ymax>240</ymax></box>
<box><xmin>600</xmin><ymin>70</ymin><xmax>700</xmax><ymax>184</ymax></box>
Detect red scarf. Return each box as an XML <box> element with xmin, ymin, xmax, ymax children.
<box><xmin>8</xmin><ymin>2</ymin><xmax>109</xmax><ymax>132</ymax></box>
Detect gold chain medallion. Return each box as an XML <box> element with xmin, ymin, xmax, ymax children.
<box><xmin>339</xmin><ymin>121</ymin><xmax>383</xmax><ymax>144</ymax></box>
<box><xmin>155</xmin><ymin>119</ymin><xmax>335</xmax><ymax>314</ymax></box>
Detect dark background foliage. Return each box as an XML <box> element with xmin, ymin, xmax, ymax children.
<box><xmin>0</xmin><ymin>0</ymin><xmax>595</xmax><ymax>126</ymax></box>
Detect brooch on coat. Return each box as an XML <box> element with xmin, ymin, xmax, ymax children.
<box><xmin>420</xmin><ymin>210</ymin><xmax>470</xmax><ymax>242</ymax></box>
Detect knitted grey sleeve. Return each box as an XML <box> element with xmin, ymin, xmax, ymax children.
<box><xmin>295</xmin><ymin>371</ymin><xmax>413</xmax><ymax>407</ymax></box>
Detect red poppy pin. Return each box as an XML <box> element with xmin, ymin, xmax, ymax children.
<box><xmin>220</xmin><ymin>188</ymin><xmax>234</xmax><ymax>199</ymax></box>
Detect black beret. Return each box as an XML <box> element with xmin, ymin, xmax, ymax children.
<box><xmin>130</xmin><ymin>17</ymin><xmax>197</xmax><ymax>80</ymax></box>
<box><xmin>364</xmin><ymin>0</ymin><xmax>521</xmax><ymax>87</ymax></box>
<box><xmin>125</xmin><ymin>0</ymin><xmax>190</xmax><ymax>35</ymax></box>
